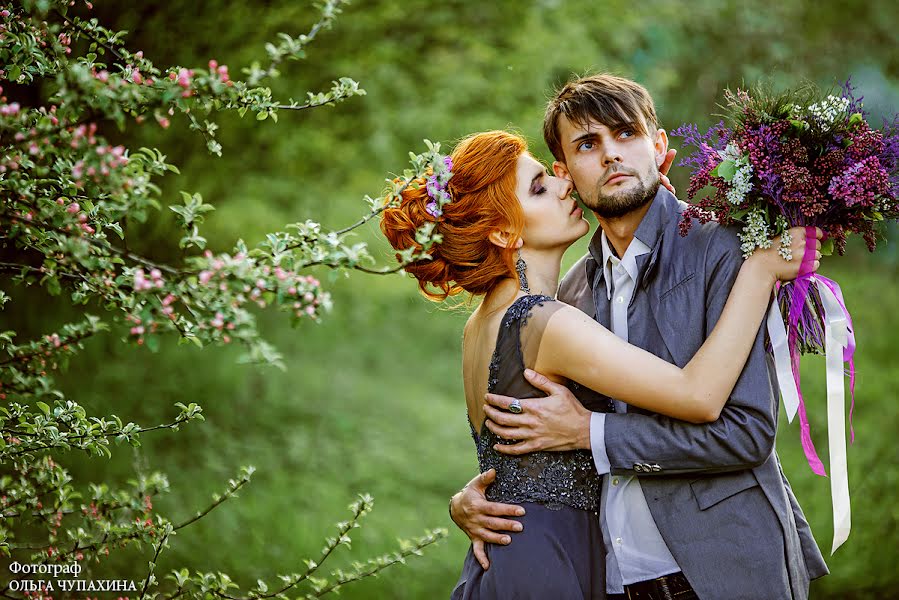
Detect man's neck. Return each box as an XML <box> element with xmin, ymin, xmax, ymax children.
<box><xmin>595</xmin><ymin>201</ymin><xmax>652</xmax><ymax>257</ymax></box>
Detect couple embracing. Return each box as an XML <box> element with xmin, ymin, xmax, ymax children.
<box><xmin>380</xmin><ymin>74</ymin><xmax>829</xmax><ymax>600</ymax></box>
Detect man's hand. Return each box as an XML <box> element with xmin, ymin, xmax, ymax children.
<box><xmin>659</xmin><ymin>148</ymin><xmax>677</xmax><ymax>195</ymax></box>
<box><xmin>449</xmin><ymin>469</ymin><xmax>526</xmax><ymax>570</ymax></box>
<box><xmin>483</xmin><ymin>369</ymin><xmax>591</xmax><ymax>455</ymax></box>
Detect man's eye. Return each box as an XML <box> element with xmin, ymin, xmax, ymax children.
<box><xmin>619</xmin><ymin>129</ymin><xmax>634</xmax><ymax>139</ymax></box>
<box><xmin>578</xmin><ymin>141</ymin><xmax>594</xmax><ymax>152</ymax></box>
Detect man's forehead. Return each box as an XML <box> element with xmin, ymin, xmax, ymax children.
<box><xmin>558</xmin><ymin>112</ymin><xmax>648</xmax><ymax>141</ymax></box>
<box><xmin>558</xmin><ymin>114</ymin><xmax>614</xmax><ymax>139</ymax></box>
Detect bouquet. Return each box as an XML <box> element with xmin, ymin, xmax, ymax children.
<box><xmin>674</xmin><ymin>82</ymin><xmax>899</xmax><ymax>553</ymax></box>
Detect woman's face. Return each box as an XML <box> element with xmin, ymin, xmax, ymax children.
<box><xmin>514</xmin><ymin>152</ymin><xmax>590</xmax><ymax>250</ymax></box>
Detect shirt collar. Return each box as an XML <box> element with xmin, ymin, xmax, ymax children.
<box><xmin>584</xmin><ymin>186</ymin><xmax>681</xmax><ymax>295</ymax></box>
<box><xmin>600</xmin><ymin>230</ymin><xmax>650</xmax><ymax>300</ymax></box>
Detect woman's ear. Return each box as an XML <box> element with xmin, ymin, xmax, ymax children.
<box><xmin>488</xmin><ymin>230</ymin><xmax>522</xmax><ymax>249</ymax></box>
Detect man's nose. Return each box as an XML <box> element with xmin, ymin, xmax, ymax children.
<box><xmin>602</xmin><ymin>143</ymin><xmax>623</xmax><ymax>166</ymax></box>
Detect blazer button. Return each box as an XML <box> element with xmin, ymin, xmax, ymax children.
<box><xmin>633</xmin><ymin>463</ymin><xmax>644</xmax><ymax>472</ymax></box>
<box><xmin>650</xmin><ymin>464</ymin><xmax>662</xmax><ymax>472</ymax></box>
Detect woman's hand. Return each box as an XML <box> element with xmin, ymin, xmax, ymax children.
<box><xmin>748</xmin><ymin>226</ymin><xmax>823</xmax><ymax>283</ymax></box>
<box><xmin>659</xmin><ymin>148</ymin><xmax>677</xmax><ymax>194</ymax></box>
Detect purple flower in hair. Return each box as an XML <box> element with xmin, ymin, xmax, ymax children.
<box><xmin>426</xmin><ymin>200</ymin><xmax>441</xmax><ymax>218</ymax></box>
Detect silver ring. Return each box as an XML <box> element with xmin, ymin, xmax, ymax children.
<box><xmin>508</xmin><ymin>399</ymin><xmax>523</xmax><ymax>414</ymax></box>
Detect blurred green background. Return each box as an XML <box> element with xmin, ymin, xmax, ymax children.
<box><xmin>6</xmin><ymin>0</ymin><xmax>899</xmax><ymax>597</ymax></box>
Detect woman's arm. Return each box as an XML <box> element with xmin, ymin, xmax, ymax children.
<box><xmin>535</xmin><ymin>227</ymin><xmax>821</xmax><ymax>424</ymax></box>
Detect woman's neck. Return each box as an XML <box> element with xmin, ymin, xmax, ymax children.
<box><xmin>480</xmin><ymin>247</ymin><xmax>564</xmax><ymax>315</ymax></box>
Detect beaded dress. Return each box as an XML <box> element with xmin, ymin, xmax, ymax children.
<box><xmin>452</xmin><ymin>294</ymin><xmax>612</xmax><ymax>600</ymax></box>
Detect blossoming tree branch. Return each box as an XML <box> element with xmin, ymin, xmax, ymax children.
<box><xmin>0</xmin><ymin>0</ymin><xmax>446</xmax><ymax>596</ymax></box>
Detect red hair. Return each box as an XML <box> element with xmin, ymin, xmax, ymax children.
<box><xmin>380</xmin><ymin>130</ymin><xmax>526</xmax><ymax>301</ymax></box>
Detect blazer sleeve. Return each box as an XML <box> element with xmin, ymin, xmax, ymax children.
<box><xmin>601</xmin><ymin>226</ymin><xmax>779</xmax><ymax>476</ymax></box>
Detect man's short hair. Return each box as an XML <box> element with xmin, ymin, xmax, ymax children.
<box><xmin>543</xmin><ymin>74</ymin><xmax>660</xmax><ymax>162</ymax></box>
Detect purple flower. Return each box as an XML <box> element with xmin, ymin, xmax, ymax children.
<box><xmin>426</xmin><ymin>175</ymin><xmax>442</xmax><ymax>198</ymax></box>
<box><xmin>444</xmin><ymin>156</ymin><xmax>453</xmax><ymax>171</ymax></box>
<box><xmin>425</xmin><ymin>200</ymin><xmax>441</xmax><ymax>218</ymax></box>
<box><xmin>828</xmin><ymin>156</ymin><xmax>890</xmax><ymax>207</ymax></box>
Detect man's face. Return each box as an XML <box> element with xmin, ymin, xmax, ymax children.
<box><xmin>552</xmin><ymin>114</ymin><xmax>668</xmax><ymax>219</ymax></box>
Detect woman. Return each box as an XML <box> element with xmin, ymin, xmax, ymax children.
<box><xmin>380</xmin><ymin>130</ymin><xmax>821</xmax><ymax>599</ymax></box>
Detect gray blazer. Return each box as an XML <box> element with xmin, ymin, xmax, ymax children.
<box><xmin>559</xmin><ymin>188</ymin><xmax>828</xmax><ymax>600</ymax></box>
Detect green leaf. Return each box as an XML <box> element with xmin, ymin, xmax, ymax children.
<box><xmin>46</xmin><ymin>276</ymin><xmax>62</xmax><ymax>297</ymax></box>
<box><xmin>820</xmin><ymin>238</ymin><xmax>835</xmax><ymax>256</ymax></box>
<box><xmin>37</xmin><ymin>402</ymin><xmax>51</xmax><ymax>416</ymax></box>
<box><xmin>145</xmin><ymin>335</ymin><xmax>160</xmax><ymax>353</ymax></box>
<box><xmin>256</xmin><ymin>111</ymin><xmax>268</xmax><ymax>121</ymax></box>
<box><xmin>716</xmin><ymin>160</ymin><xmax>737</xmax><ymax>182</ymax></box>
<box><xmin>8</xmin><ymin>65</ymin><xmax>21</xmax><ymax>81</ymax></box>
<box><xmin>849</xmin><ymin>113</ymin><xmax>863</xmax><ymax>127</ymax></box>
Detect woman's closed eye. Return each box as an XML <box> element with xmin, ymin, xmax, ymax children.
<box><xmin>530</xmin><ymin>172</ymin><xmax>548</xmax><ymax>195</ymax></box>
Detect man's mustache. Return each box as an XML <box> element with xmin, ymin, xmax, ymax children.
<box><xmin>602</xmin><ymin>166</ymin><xmax>638</xmax><ymax>185</ymax></box>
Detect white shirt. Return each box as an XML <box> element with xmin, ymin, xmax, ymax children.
<box><xmin>590</xmin><ymin>231</ymin><xmax>681</xmax><ymax>593</ymax></box>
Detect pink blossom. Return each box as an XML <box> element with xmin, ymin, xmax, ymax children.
<box><xmin>288</xmin><ymin>286</ymin><xmax>297</xmax><ymax>295</ymax></box>
<box><xmin>130</xmin><ymin>326</ymin><xmax>145</xmax><ymax>335</ymax></box>
<box><xmin>255</xmin><ymin>279</ymin><xmax>266</xmax><ymax>289</ymax></box>
<box><xmin>66</xmin><ymin>202</ymin><xmax>80</xmax><ymax>214</ymax></box>
<box><xmin>199</xmin><ymin>270</ymin><xmax>212</xmax><ymax>284</ymax></box>
<box><xmin>208</xmin><ymin>59</ymin><xmax>218</xmax><ymax>70</ymax></box>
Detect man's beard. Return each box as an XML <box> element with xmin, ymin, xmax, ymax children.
<box><xmin>584</xmin><ymin>173</ymin><xmax>660</xmax><ymax>219</ymax></box>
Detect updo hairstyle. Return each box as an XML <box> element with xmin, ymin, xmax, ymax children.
<box><xmin>380</xmin><ymin>130</ymin><xmax>527</xmax><ymax>301</ymax></box>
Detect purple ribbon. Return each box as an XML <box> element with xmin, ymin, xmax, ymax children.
<box><xmin>785</xmin><ymin>227</ymin><xmax>857</xmax><ymax>476</ymax></box>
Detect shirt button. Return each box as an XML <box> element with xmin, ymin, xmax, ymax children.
<box><xmin>612</xmin><ymin>478</ymin><xmax>620</xmax><ymax>486</ymax></box>
<box><xmin>615</xmin><ymin>537</ymin><xmax>623</xmax><ymax>545</ymax></box>
<box><xmin>616</xmin><ymin>296</ymin><xmax>624</xmax><ymax>304</ymax></box>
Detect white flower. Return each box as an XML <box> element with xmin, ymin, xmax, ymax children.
<box><xmin>718</xmin><ymin>143</ymin><xmax>754</xmax><ymax>205</ymax></box>
<box><xmin>737</xmin><ymin>209</ymin><xmax>773</xmax><ymax>258</ymax></box>
<box><xmin>806</xmin><ymin>95</ymin><xmax>850</xmax><ymax>126</ymax></box>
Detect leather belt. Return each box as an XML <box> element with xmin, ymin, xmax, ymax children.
<box><xmin>622</xmin><ymin>571</ymin><xmax>694</xmax><ymax>600</ymax></box>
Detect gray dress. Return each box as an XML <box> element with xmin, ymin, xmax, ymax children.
<box><xmin>451</xmin><ymin>294</ymin><xmax>612</xmax><ymax>600</ymax></box>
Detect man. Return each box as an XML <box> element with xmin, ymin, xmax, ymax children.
<box><xmin>449</xmin><ymin>74</ymin><xmax>828</xmax><ymax>599</ymax></box>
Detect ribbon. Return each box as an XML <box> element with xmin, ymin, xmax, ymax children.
<box><xmin>766</xmin><ymin>227</ymin><xmax>855</xmax><ymax>553</ymax></box>
<box><xmin>814</xmin><ymin>275</ymin><xmax>853</xmax><ymax>553</ymax></box>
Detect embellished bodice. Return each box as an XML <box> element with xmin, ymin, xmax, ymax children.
<box><xmin>468</xmin><ymin>294</ymin><xmax>609</xmax><ymax>513</ymax></box>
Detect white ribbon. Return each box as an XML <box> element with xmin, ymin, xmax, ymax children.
<box><xmin>767</xmin><ymin>298</ymin><xmax>800</xmax><ymax>423</ymax></box>
<box><xmin>768</xmin><ymin>277</ymin><xmax>852</xmax><ymax>554</ymax></box>
<box><xmin>814</xmin><ymin>275</ymin><xmax>852</xmax><ymax>554</ymax></box>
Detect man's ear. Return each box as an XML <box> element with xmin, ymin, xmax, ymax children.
<box><xmin>552</xmin><ymin>160</ymin><xmax>571</xmax><ymax>181</ymax></box>
<box><xmin>654</xmin><ymin>128</ymin><xmax>670</xmax><ymax>168</ymax></box>
<box><xmin>488</xmin><ymin>230</ymin><xmax>523</xmax><ymax>249</ymax></box>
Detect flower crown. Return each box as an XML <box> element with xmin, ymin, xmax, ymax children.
<box><xmin>425</xmin><ymin>155</ymin><xmax>454</xmax><ymax>218</ymax></box>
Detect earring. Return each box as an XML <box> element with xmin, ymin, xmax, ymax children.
<box><xmin>515</xmin><ymin>249</ymin><xmax>530</xmax><ymax>295</ymax></box>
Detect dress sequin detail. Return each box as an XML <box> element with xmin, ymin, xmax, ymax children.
<box><xmin>471</xmin><ymin>294</ymin><xmax>602</xmax><ymax>512</ymax></box>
